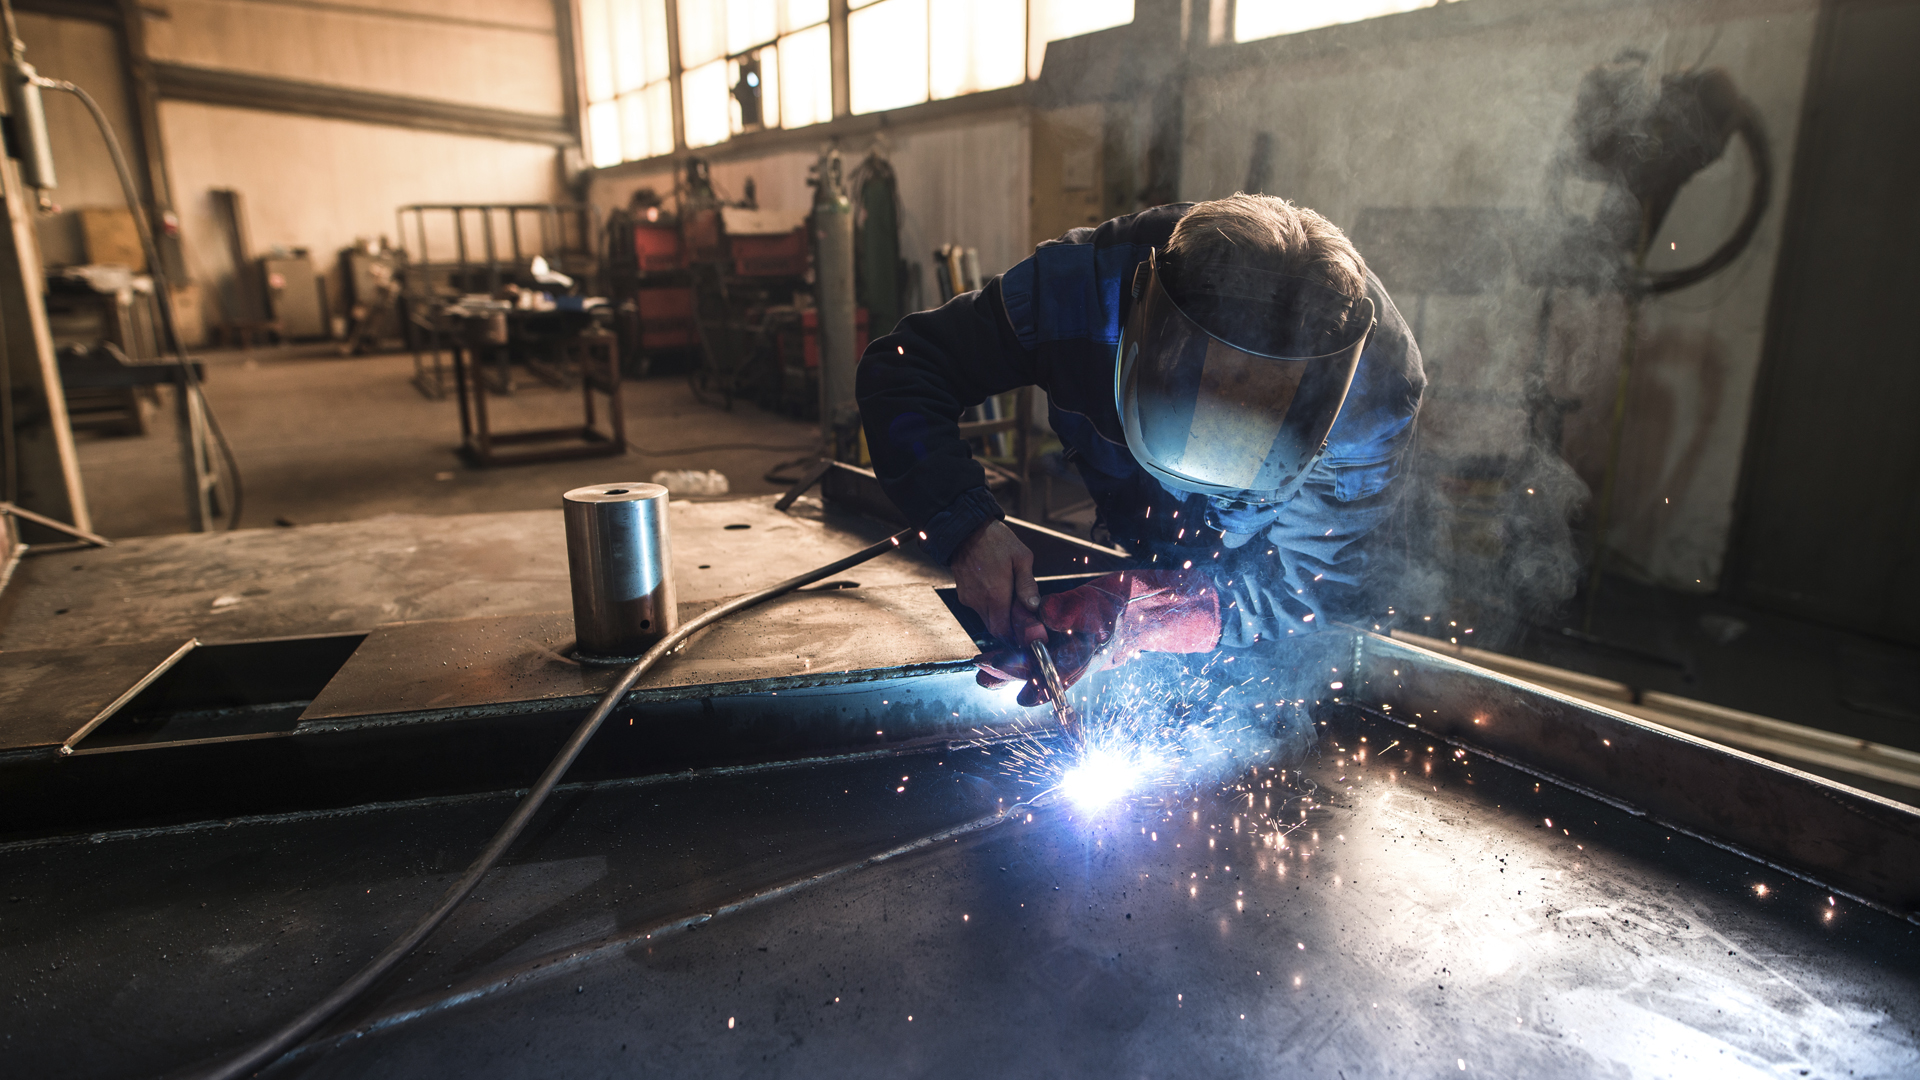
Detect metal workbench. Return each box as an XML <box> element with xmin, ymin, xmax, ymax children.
<box><xmin>0</xmin><ymin>496</ymin><xmax>1915</xmax><ymax>1078</ymax></box>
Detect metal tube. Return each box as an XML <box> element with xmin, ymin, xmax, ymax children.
<box><xmin>5</xmin><ymin>59</ymin><xmax>55</xmax><ymax>190</ymax></box>
<box><xmin>563</xmin><ymin>482</ymin><xmax>676</xmax><ymax>659</ymax></box>
<box><xmin>812</xmin><ymin>149</ymin><xmax>857</xmax><ymax>456</ymax></box>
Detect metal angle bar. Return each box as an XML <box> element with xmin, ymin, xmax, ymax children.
<box><xmin>1353</xmin><ymin>631</ymin><xmax>1920</xmax><ymax>918</ymax></box>
<box><xmin>1389</xmin><ymin>628</ymin><xmax>1920</xmax><ymax>786</ymax></box>
<box><xmin>1347</xmin><ymin>700</ymin><xmax>1913</xmax><ymax>926</ymax></box>
<box><xmin>0</xmin><ymin>500</ymin><xmax>110</xmax><ymax>546</ymax></box>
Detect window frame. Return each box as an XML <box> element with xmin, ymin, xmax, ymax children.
<box><xmin>576</xmin><ymin>0</ymin><xmax>1136</xmax><ymax>169</ymax></box>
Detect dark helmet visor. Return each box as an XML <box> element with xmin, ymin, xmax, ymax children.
<box><xmin>1116</xmin><ymin>250</ymin><xmax>1375</xmax><ymax>497</ymax></box>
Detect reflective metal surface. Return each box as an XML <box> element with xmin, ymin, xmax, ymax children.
<box><xmin>4</xmin><ymin>708</ymin><xmax>1915</xmax><ymax>1079</ymax></box>
<box><xmin>563</xmin><ymin>483</ymin><xmax>676</xmax><ymax>659</ymax></box>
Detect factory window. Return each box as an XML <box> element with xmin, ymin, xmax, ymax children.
<box><xmin>579</xmin><ymin>0</ymin><xmax>1135</xmax><ymax>163</ymax></box>
<box><xmin>779</xmin><ymin>22</ymin><xmax>833</xmax><ymax>127</ymax></box>
<box><xmin>582</xmin><ymin>0</ymin><xmax>675</xmax><ymax>167</ymax></box>
<box><xmin>677</xmin><ymin>0</ymin><xmax>830</xmax><ymax>143</ymax></box>
<box><xmin>848</xmin><ymin>0</ymin><xmax>929</xmax><ymax>115</ymax></box>
<box><xmin>1026</xmin><ymin>0</ymin><xmax>1133</xmax><ymax>80</ymax></box>
<box><xmin>1233</xmin><ymin>0</ymin><xmax>1436</xmax><ymax>42</ymax></box>
<box><xmin>846</xmin><ymin>0</ymin><xmax>1129</xmax><ymax>114</ymax></box>
<box><xmin>932</xmin><ymin>0</ymin><xmax>1028</xmax><ymax>101</ymax></box>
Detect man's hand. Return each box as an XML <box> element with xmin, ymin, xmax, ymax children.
<box><xmin>950</xmin><ymin>520</ymin><xmax>1045</xmax><ymax>645</ymax></box>
<box><xmin>972</xmin><ymin>569</ymin><xmax>1223</xmax><ymax>706</ymax></box>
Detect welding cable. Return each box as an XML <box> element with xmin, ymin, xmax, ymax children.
<box><xmin>36</xmin><ymin>77</ymin><xmax>245</xmax><ymax>530</ymax></box>
<box><xmin>191</xmin><ymin>527</ymin><xmax>914</xmax><ymax>1080</ymax></box>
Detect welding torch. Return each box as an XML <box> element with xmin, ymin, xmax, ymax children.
<box><xmin>1027</xmin><ymin>638</ymin><xmax>1083</xmax><ymax>746</ymax></box>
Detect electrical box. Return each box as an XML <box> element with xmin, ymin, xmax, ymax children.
<box><xmin>262</xmin><ymin>255</ymin><xmax>327</xmax><ymax>339</ymax></box>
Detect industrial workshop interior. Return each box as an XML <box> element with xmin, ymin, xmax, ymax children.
<box><xmin>2</xmin><ymin>0</ymin><xmax>1917</xmax><ymax>1075</ymax></box>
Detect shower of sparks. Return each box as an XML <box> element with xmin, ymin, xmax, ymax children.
<box><xmin>995</xmin><ymin>650</ymin><xmax>1328</xmax><ymax>846</ymax></box>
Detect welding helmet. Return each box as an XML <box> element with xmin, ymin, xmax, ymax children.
<box><xmin>1115</xmin><ymin>249</ymin><xmax>1375</xmax><ymax>501</ymax></box>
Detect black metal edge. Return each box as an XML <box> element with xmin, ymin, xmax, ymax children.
<box><xmin>1352</xmin><ymin>631</ymin><xmax>1920</xmax><ymax>919</ymax></box>
<box><xmin>0</xmin><ymin>665</ymin><xmax>1051</xmax><ymax>840</ymax></box>
<box><xmin>68</xmin><ymin>659</ymin><xmax>986</xmax><ymax>751</ymax></box>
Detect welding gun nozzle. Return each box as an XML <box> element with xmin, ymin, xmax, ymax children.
<box><xmin>1026</xmin><ymin>638</ymin><xmax>1082</xmax><ymax>743</ymax></box>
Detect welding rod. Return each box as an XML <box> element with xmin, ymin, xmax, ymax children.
<box><xmin>190</xmin><ymin>528</ymin><xmax>915</xmax><ymax>1080</ymax></box>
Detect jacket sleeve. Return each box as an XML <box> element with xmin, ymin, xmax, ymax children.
<box><xmin>1211</xmin><ymin>454</ymin><xmax>1406</xmax><ymax>648</ymax></box>
<box><xmin>855</xmin><ymin>277</ymin><xmax>1038</xmax><ymax>563</ymax></box>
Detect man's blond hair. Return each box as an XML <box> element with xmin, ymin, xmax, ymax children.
<box><xmin>1166</xmin><ymin>193</ymin><xmax>1367</xmax><ymax>297</ymax></box>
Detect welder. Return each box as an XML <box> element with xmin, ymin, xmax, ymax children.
<box><xmin>856</xmin><ymin>194</ymin><xmax>1425</xmax><ymax>703</ymax></box>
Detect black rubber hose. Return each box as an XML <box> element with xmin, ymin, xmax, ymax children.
<box><xmin>39</xmin><ymin>77</ymin><xmax>246</xmax><ymax>530</ymax></box>
<box><xmin>189</xmin><ymin>527</ymin><xmax>914</xmax><ymax>1080</ymax></box>
<box><xmin>1641</xmin><ymin>106</ymin><xmax>1773</xmax><ymax>296</ymax></box>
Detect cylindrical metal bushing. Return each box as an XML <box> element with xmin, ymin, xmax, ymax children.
<box><xmin>563</xmin><ymin>483</ymin><xmax>677</xmax><ymax>660</ymax></box>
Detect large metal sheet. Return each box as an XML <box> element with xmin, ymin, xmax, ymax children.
<box><xmin>298</xmin><ymin>583</ymin><xmax>982</xmax><ymax>723</ymax></box>
<box><xmin>0</xmin><ymin>498</ymin><xmax>945</xmax><ymax>652</ymax></box>
<box><xmin>5</xmin><ymin>708</ymin><xmax>1915</xmax><ymax>1079</ymax></box>
<box><xmin>0</xmin><ymin>638</ymin><xmax>193</xmax><ymax>754</ymax></box>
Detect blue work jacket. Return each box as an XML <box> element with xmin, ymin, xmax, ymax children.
<box><xmin>855</xmin><ymin>205</ymin><xmax>1426</xmax><ymax>646</ymax></box>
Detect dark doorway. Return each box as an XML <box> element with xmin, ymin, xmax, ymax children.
<box><xmin>1729</xmin><ymin>0</ymin><xmax>1920</xmax><ymax>646</ymax></box>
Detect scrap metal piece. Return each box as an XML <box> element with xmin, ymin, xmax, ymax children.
<box><xmin>0</xmin><ymin>500</ymin><xmax>110</xmax><ymax>547</ymax></box>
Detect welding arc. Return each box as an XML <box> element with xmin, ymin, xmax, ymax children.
<box><xmin>191</xmin><ymin>528</ymin><xmax>914</xmax><ymax>1080</ymax></box>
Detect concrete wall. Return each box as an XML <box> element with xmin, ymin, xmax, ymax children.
<box><xmin>139</xmin><ymin>0</ymin><xmax>570</xmax><ymax>325</ymax></box>
<box><xmin>20</xmin><ymin>1</ymin><xmax>572</xmax><ymax>333</ymax></box>
<box><xmin>161</xmin><ymin>103</ymin><xmax>563</xmax><ymax>322</ymax></box>
<box><xmin>143</xmin><ymin>0</ymin><xmax>564</xmax><ymax>115</ymax></box>
<box><xmin>1180</xmin><ymin>0</ymin><xmax>1819</xmax><ymax>591</ymax></box>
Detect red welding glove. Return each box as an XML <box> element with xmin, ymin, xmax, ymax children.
<box><xmin>973</xmin><ymin>569</ymin><xmax>1221</xmax><ymax>706</ymax></box>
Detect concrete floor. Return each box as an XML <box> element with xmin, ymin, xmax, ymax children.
<box><xmin>72</xmin><ymin>345</ymin><xmax>820</xmax><ymax>538</ymax></box>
